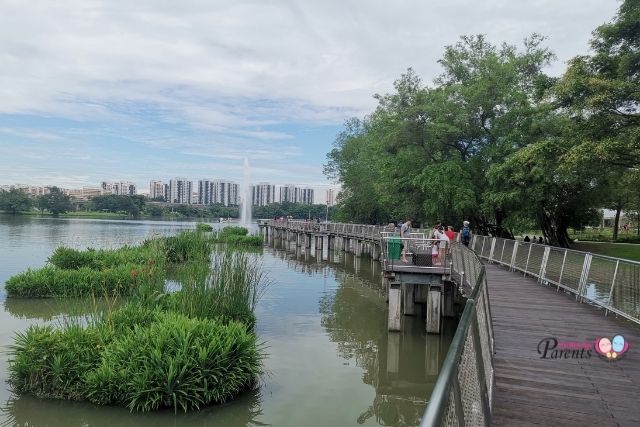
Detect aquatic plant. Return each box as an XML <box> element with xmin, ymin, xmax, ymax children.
<box><xmin>8</xmin><ymin>308</ymin><xmax>261</xmax><ymax>413</ymax></box>
<box><xmin>212</xmin><ymin>226</ymin><xmax>262</xmax><ymax>247</ymax></box>
<box><xmin>4</xmin><ymin>263</ymin><xmax>163</xmax><ymax>298</ymax></box>
<box><xmin>164</xmin><ymin>251</ymin><xmax>268</xmax><ymax>328</ymax></box>
<box><xmin>195</xmin><ymin>222</ymin><xmax>214</xmax><ymax>232</ymax></box>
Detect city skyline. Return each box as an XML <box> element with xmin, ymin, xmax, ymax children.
<box><xmin>0</xmin><ymin>1</ymin><xmax>618</xmax><ymax>192</ymax></box>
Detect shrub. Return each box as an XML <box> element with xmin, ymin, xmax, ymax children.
<box><xmin>48</xmin><ymin>247</ymin><xmax>95</xmax><ymax>269</ymax></box>
<box><xmin>221</xmin><ymin>226</ymin><xmax>248</xmax><ymax>236</ymax></box>
<box><xmin>164</xmin><ymin>231</ymin><xmax>212</xmax><ymax>263</ymax></box>
<box><xmin>8</xmin><ymin>308</ymin><xmax>262</xmax><ymax>413</ymax></box>
<box><xmin>195</xmin><ymin>222</ymin><xmax>213</xmax><ymax>232</ymax></box>
<box><xmin>5</xmin><ymin>263</ymin><xmax>162</xmax><ymax>298</ymax></box>
<box><xmin>85</xmin><ymin>313</ymin><xmax>261</xmax><ymax>412</ymax></box>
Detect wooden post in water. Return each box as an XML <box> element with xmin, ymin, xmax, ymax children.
<box><xmin>388</xmin><ymin>282</ymin><xmax>402</xmax><ymax>331</ymax></box>
<box><xmin>426</xmin><ymin>284</ymin><xmax>442</xmax><ymax>334</ymax></box>
<box><xmin>386</xmin><ymin>332</ymin><xmax>401</xmax><ymax>375</ymax></box>
<box><xmin>403</xmin><ymin>283</ymin><xmax>416</xmax><ymax>315</ymax></box>
<box><xmin>442</xmin><ymin>281</ymin><xmax>456</xmax><ymax>318</ymax></box>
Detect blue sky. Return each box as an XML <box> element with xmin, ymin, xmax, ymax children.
<box><xmin>0</xmin><ymin>0</ymin><xmax>619</xmax><ymax>200</ymax></box>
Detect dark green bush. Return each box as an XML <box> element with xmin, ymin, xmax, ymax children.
<box><xmin>164</xmin><ymin>231</ymin><xmax>212</xmax><ymax>263</ymax></box>
<box><xmin>195</xmin><ymin>222</ymin><xmax>213</xmax><ymax>232</ymax></box>
<box><xmin>8</xmin><ymin>308</ymin><xmax>261</xmax><ymax>413</ymax></box>
<box><xmin>4</xmin><ymin>264</ymin><xmax>158</xmax><ymax>298</ymax></box>
<box><xmin>221</xmin><ymin>226</ymin><xmax>248</xmax><ymax>236</ymax></box>
<box><xmin>85</xmin><ymin>312</ymin><xmax>261</xmax><ymax>412</ymax></box>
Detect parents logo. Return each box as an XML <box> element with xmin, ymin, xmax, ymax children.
<box><xmin>537</xmin><ymin>335</ymin><xmax>629</xmax><ymax>362</ymax></box>
<box><xmin>594</xmin><ymin>335</ymin><xmax>629</xmax><ymax>361</ymax></box>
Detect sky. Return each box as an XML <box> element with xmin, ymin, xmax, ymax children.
<box><xmin>0</xmin><ymin>0</ymin><xmax>620</xmax><ymax>202</ymax></box>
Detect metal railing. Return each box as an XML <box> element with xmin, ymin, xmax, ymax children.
<box><xmin>421</xmin><ymin>243</ymin><xmax>494</xmax><ymax>426</ymax></box>
<box><xmin>471</xmin><ymin>235</ymin><xmax>640</xmax><ymax>324</ymax></box>
<box><xmin>380</xmin><ymin>234</ymin><xmax>451</xmax><ymax>272</ymax></box>
<box><xmin>265</xmin><ymin>221</ymin><xmax>495</xmax><ymax>425</ymax></box>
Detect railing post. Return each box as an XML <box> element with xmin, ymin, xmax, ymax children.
<box><xmin>577</xmin><ymin>254</ymin><xmax>592</xmax><ymax>302</ymax></box>
<box><xmin>510</xmin><ymin>242</ymin><xmax>518</xmax><ymax>272</ymax></box>
<box><xmin>557</xmin><ymin>250</ymin><xmax>567</xmax><ymax>291</ymax></box>
<box><xmin>605</xmin><ymin>260</ymin><xmax>620</xmax><ymax>316</ymax></box>
<box><xmin>488</xmin><ymin>238</ymin><xmax>496</xmax><ymax>263</ymax></box>
<box><xmin>538</xmin><ymin>246</ymin><xmax>550</xmax><ymax>284</ymax></box>
<box><xmin>523</xmin><ymin>244</ymin><xmax>533</xmax><ymax>277</ymax></box>
<box><xmin>500</xmin><ymin>239</ymin><xmax>506</xmax><ymax>265</ymax></box>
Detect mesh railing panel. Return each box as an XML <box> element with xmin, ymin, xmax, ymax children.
<box><xmin>526</xmin><ymin>244</ymin><xmax>545</xmax><ymax>278</ymax></box>
<box><xmin>611</xmin><ymin>261</ymin><xmax>640</xmax><ymax>320</ymax></box>
<box><xmin>475</xmin><ymin>289</ymin><xmax>492</xmax><ymax>403</ymax></box>
<box><xmin>513</xmin><ymin>242</ymin><xmax>529</xmax><ymax>271</ymax></box>
<box><xmin>560</xmin><ymin>251</ymin><xmax>588</xmax><ymax>292</ymax></box>
<box><xmin>583</xmin><ymin>255</ymin><xmax>617</xmax><ymax>306</ymax></box>
<box><xmin>442</xmin><ymin>387</ymin><xmax>459</xmax><ymax>427</ymax></box>
<box><xmin>543</xmin><ymin>247</ymin><xmax>566</xmax><ymax>284</ymax></box>
<box><xmin>458</xmin><ymin>326</ymin><xmax>485</xmax><ymax>426</ymax></box>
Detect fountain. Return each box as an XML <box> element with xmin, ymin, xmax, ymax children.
<box><xmin>239</xmin><ymin>158</ymin><xmax>252</xmax><ymax>227</ymax></box>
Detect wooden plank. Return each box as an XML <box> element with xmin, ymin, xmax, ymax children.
<box><xmin>486</xmin><ymin>263</ymin><xmax>640</xmax><ymax>426</ymax></box>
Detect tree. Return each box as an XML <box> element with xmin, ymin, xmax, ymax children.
<box><xmin>0</xmin><ymin>189</ymin><xmax>33</xmax><ymax>214</ymax></box>
<box><xmin>91</xmin><ymin>195</ymin><xmax>145</xmax><ymax>216</ymax></box>
<box><xmin>554</xmin><ymin>0</ymin><xmax>640</xmax><ymax>169</ymax></box>
<box><xmin>37</xmin><ymin>187</ymin><xmax>72</xmax><ymax>216</ymax></box>
<box><xmin>326</xmin><ymin>35</ymin><xmax>555</xmax><ymax>232</ymax></box>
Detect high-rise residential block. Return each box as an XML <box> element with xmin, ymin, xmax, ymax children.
<box><xmin>149</xmin><ymin>180</ymin><xmax>167</xmax><ymax>200</ymax></box>
<box><xmin>198</xmin><ymin>180</ymin><xmax>239</xmax><ymax>206</ymax></box>
<box><xmin>252</xmin><ymin>183</ymin><xmax>276</xmax><ymax>206</ymax></box>
<box><xmin>102</xmin><ymin>181</ymin><xmax>136</xmax><ymax>196</ymax></box>
<box><xmin>299</xmin><ymin>188</ymin><xmax>314</xmax><ymax>205</ymax></box>
<box><xmin>326</xmin><ymin>188</ymin><xmax>336</xmax><ymax>206</ymax></box>
<box><xmin>169</xmin><ymin>178</ymin><xmax>192</xmax><ymax>204</ymax></box>
<box><xmin>279</xmin><ymin>185</ymin><xmax>299</xmax><ymax>203</ymax></box>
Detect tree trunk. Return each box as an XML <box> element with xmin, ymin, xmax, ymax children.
<box><xmin>613</xmin><ymin>205</ymin><xmax>622</xmax><ymax>241</ymax></box>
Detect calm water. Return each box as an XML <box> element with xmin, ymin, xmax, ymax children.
<box><xmin>0</xmin><ymin>215</ymin><xmax>454</xmax><ymax>427</ymax></box>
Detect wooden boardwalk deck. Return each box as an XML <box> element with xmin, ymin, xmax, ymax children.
<box><xmin>486</xmin><ymin>264</ymin><xmax>640</xmax><ymax>427</ymax></box>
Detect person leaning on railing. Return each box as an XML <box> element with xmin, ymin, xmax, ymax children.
<box><xmin>400</xmin><ymin>219</ymin><xmax>412</xmax><ymax>263</ymax></box>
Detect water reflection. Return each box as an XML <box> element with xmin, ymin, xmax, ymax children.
<box><xmin>0</xmin><ymin>218</ymin><xmax>453</xmax><ymax>427</ymax></box>
<box><xmin>271</xmin><ymin>241</ymin><xmax>455</xmax><ymax>427</ymax></box>
<box><xmin>2</xmin><ymin>388</ymin><xmax>266</xmax><ymax>427</ymax></box>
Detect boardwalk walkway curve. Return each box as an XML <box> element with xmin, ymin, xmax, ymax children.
<box><xmin>260</xmin><ymin>221</ymin><xmax>640</xmax><ymax>426</ymax></box>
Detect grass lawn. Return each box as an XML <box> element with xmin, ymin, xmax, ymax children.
<box><xmin>570</xmin><ymin>242</ymin><xmax>640</xmax><ymax>262</ymax></box>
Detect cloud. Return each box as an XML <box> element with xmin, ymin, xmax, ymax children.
<box><xmin>0</xmin><ymin>0</ymin><xmax>620</xmax><ymax>189</ymax></box>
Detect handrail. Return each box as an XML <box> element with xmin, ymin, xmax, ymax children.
<box><xmin>472</xmin><ymin>235</ymin><xmax>640</xmax><ymax>325</ymax></box>
<box><xmin>265</xmin><ymin>220</ymin><xmax>495</xmax><ymax>425</ymax></box>
<box><xmin>421</xmin><ymin>246</ymin><xmax>493</xmax><ymax>426</ymax></box>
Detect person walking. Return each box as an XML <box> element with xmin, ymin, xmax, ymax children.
<box><xmin>461</xmin><ymin>221</ymin><xmax>471</xmax><ymax>247</ymax></box>
<box><xmin>400</xmin><ymin>219</ymin><xmax>412</xmax><ymax>263</ymax></box>
<box><xmin>445</xmin><ymin>226</ymin><xmax>455</xmax><ymax>242</ymax></box>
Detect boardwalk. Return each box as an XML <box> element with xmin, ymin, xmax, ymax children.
<box><xmin>487</xmin><ymin>264</ymin><xmax>640</xmax><ymax>427</ymax></box>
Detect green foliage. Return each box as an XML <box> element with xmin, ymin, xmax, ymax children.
<box><xmin>221</xmin><ymin>226</ymin><xmax>249</xmax><ymax>236</ymax></box>
<box><xmin>8</xmin><ymin>309</ymin><xmax>261</xmax><ymax>413</ymax></box>
<box><xmin>37</xmin><ymin>187</ymin><xmax>72</xmax><ymax>216</ymax></box>
<box><xmin>195</xmin><ymin>222</ymin><xmax>213</xmax><ymax>232</ymax></box>
<box><xmin>163</xmin><ymin>251</ymin><xmax>267</xmax><ymax>328</ymax></box>
<box><xmin>90</xmin><ymin>195</ymin><xmax>146</xmax><ymax>216</ymax></box>
<box><xmin>253</xmin><ymin>202</ymin><xmax>335</xmax><ymax>221</ymax></box>
<box><xmin>6</xmin><ymin>234</ymin><xmax>266</xmax><ymax>412</ymax></box>
<box><xmin>4</xmin><ymin>264</ymin><xmax>160</xmax><ymax>298</ymax></box>
<box><xmin>211</xmin><ymin>227</ymin><xmax>262</xmax><ymax>247</ymax></box>
<box><xmin>0</xmin><ymin>189</ymin><xmax>33</xmax><ymax>214</ymax></box>
<box><xmin>164</xmin><ymin>231</ymin><xmax>212</xmax><ymax>263</ymax></box>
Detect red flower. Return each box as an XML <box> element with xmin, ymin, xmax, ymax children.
<box><xmin>130</xmin><ymin>269</ymin><xmax>138</xmax><ymax>278</ymax></box>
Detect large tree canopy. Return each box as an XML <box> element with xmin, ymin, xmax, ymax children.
<box><xmin>325</xmin><ymin>0</ymin><xmax>640</xmax><ymax>247</ymax></box>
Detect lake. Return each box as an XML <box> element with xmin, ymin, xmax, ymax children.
<box><xmin>0</xmin><ymin>215</ymin><xmax>453</xmax><ymax>427</ymax></box>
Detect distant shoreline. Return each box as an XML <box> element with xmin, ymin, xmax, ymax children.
<box><xmin>2</xmin><ymin>211</ymin><xmax>240</xmax><ymax>221</ymax></box>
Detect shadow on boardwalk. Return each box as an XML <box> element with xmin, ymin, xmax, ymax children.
<box><xmin>487</xmin><ymin>264</ymin><xmax>640</xmax><ymax>427</ymax></box>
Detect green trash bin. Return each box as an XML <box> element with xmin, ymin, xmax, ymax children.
<box><xmin>387</xmin><ymin>238</ymin><xmax>402</xmax><ymax>260</ymax></box>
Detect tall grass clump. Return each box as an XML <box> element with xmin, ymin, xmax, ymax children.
<box><xmin>164</xmin><ymin>230</ymin><xmax>212</xmax><ymax>263</ymax></box>
<box><xmin>165</xmin><ymin>251</ymin><xmax>268</xmax><ymax>328</ymax></box>
<box><xmin>195</xmin><ymin>222</ymin><xmax>213</xmax><ymax>232</ymax></box>
<box><xmin>212</xmin><ymin>227</ymin><xmax>263</xmax><ymax>247</ymax></box>
<box><xmin>8</xmin><ymin>307</ymin><xmax>261</xmax><ymax>412</ymax></box>
<box><xmin>4</xmin><ymin>263</ymin><xmax>162</xmax><ymax>298</ymax></box>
